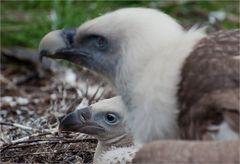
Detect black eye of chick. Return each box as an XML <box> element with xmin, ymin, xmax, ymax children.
<box><xmin>104</xmin><ymin>113</ymin><xmax>118</xmax><ymax>124</ymax></box>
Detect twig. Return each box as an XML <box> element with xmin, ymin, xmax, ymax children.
<box><xmin>2</xmin><ymin>151</ymin><xmax>60</xmax><ymax>159</ymax></box>
<box><xmin>85</xmin><ymin>81</ymin><xmax>89</xmax><ymax>98</ymax></box>
<box><xmin>0</xmin><ymin>132</ymin><xmax>9</xmax><ymax>144</ymax></box>
<box><xmin>2</xmin><ymin>149</ymin><xmax>91</xmax><ymax>160</ymax></box>
<box><xmin>0</xmin><ymin>121</ymin><xmax>52</xmax><ymax>133</ymax></box>
<box><xmin>0</xmin><ymin>74</ymin><xmax>17</xmax><ymax>89</ymax></box>
<box><xmin>95</xmin><ymin>88</ymin><xmax>106</xmax><ymax>102</ymax></box>
<box><xmin>14</xmin><ymin>72</ymin><xmax>39</xmax><ymax>85</ymax></box>
<box><xmin>11</xmin><ymin>132</ymin><xmax>52</xmax><ymax>144</ymax></box>
<box><xmin>1</xmin><ymin>138</ymin><xmax>97</xmax><ymax>153</ymax></box>
<box><xmin>88</xmin><ymin>85</ymin><xmax>102</xmax><ymax>104</ymax></box>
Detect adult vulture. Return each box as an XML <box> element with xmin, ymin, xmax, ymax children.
<box><xmin>39</xmin><ymin>8</ymin><xmax>239</xmax><ymax>143</ymax></box>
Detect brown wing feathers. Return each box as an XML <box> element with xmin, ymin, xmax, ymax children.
<box><xmin>178</xmin><ymin>30</ymin><xmax>240</xmax><ymax>139</ymax></box>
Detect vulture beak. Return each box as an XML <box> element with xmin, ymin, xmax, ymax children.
<box><xmin>59</xmin><ymin>107</ymin><xmax>105</xmax><ymax>135</ymax></box>
<box><xmin>38</xmin><ymin>28</ymin><xmax>82</xmax><ymax>62</ymax></box>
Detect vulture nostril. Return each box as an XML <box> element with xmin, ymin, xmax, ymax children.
<box><xmin>62</xmin><ymin>28</ymin><xmax>76</xmax><ymax>47</ymax></box>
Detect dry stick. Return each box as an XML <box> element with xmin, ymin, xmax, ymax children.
<box><xmin>14</xmin><ymin>72</ymin><xmax>39</xmax><ymax>85</ymax></box>
<box><xmin>0</xmin><ymin>74</ymin><xmax>28</xmax><ymax>97</ymax></box>
<box><xmin>0</xmin><ymin>130</ymin><xmax>9</xmax><ymax>144</ymax></box>
<box><xmin>88</xmin><ymin>85</ymin><xmax>102</xmax><ymax>104</ymax></box>
<box><xmin>2</xmin><ymin>151</ymin><xmax>61</xmax><ymax>159</ymax></box>
<box><xmin>2</xmin><ymin>149</ymin><xmax>90</xmax><ymax>160</ymax></box>
<box><xmin>95</xmin><ymin>88</ymin><xmax>106</xmax><ymax>102</ymax></box>
<box><xmin>0</xmin><ymin>121</ymin><xmax>52</xmax><ymax>133</ymax></box>
<box><xmin>85</xmin><ymin>80</ymin><xmax>89</xmax><ymax>99</ymax></box>
<box><xmin>0</xmin><ymin>122</ymin><xmax>35</xmax><ymax>131</ymax></box>
<box><xmin>1</xmin><ymin>139</ymin><xmax>55</xmax><ymax>153</ymax></box>
<box><xmin>1</xmin><ymin>138</ymin><xmax>97</xmax><ymax>153</ymax></box>
<box><xmin>0</xmin><ymin>121</ymin><xmax>56</xmax><ymax>149</ymax></box>
<box><xmin>2</xmin><ymin>142</ymin><xmax>46</xmax><ymax>150</ymax></box>
<box><xmin>11</xmin><ymin>132</ymin><xmax>52</xmax><ymax>144</ymax></box>
<box><xmin>0</xmin><ymin>74</ymin><xmax>17</xmax><ymax>90</ymax></box>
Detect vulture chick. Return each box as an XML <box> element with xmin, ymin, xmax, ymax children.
<box><xmin>39</xmin><ymin>8</ymin><xmax>240</xmax><ymax>143</ymax></box>
<box><xmin>59</xmin><ymin>97</ymin><xmax>135</xmax><ymax>163</ymax></box>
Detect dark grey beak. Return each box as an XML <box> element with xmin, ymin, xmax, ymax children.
<box><xmin>38</xmin><ymin>28</ymin><xmax>77</xmax><ymax>62</ymax></box>
<box><xmin>59</xmin><ymin>107</ymin><xmax>105</xmax><ymax>135</ymax></box>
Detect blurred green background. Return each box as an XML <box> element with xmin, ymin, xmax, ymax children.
<box><xmin>1</xmin><ymin>0</ymin><xmax>239</xmax><ymax>49</ymax></box>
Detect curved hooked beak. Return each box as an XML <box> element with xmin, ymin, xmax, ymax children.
<box><xmin>59</xmin><ymin>107</ymin><xmax>105</xmax><ymax>135</ymax></box>
<box><xmin>38</xmin><ymin>28</ymin><xmax>90</xmax><ymax>63</ymax></box>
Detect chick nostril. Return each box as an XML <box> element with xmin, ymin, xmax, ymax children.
<box><xmin>77</xmin><ymin>107</ymin><xmax>91</xmax><ymax>121</ymax></box>
<box><xmin>80</xmin><ymin>113</ymin><xmax>86</xmax><ymax>121</ymax></box>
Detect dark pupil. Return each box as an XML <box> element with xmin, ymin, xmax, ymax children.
<box><xmin>107</xmin><ymin>114</ymin><xmax>115</xmax><ymax>122</ymax></box>
<box><xmin>96</xmin><ymin>37</ymin><xmax>106</xmax><ymax>49</ymax></box>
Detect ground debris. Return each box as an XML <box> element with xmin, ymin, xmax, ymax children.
<box><xmin>0</xmin><ymin>48</ymin><xmax>115</xmax><ymax>163</ymax></box>
<box><xmin>1</xmin><ymin>132</ymin><xmax>97</xmax><ymax>163</ymax></box>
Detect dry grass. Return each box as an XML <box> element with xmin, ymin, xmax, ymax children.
<box><xmin>0</xmin><ymin>48</ymin><xmax>115</xmax><ymax>163</ymax></box>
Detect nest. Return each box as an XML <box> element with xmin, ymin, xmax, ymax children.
<box><xmin>0</xmin><ymin>48</ymin><xmax>115</xmax><ymax>163</ymax></box>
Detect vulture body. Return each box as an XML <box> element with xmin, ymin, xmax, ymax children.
<box><xmin>59</xmin><ymin>97</ymin><xmax>135</xmax><ymax>163</ymax></box>
<box><xmin>133</xmin><ymin>140</ymin><xmax>240</xmax><ymax>163</ymax></box>
<box><xmin>39</xmin><ymin>8</ymin><xmax>240</xmax><ymax>143</ymax></box>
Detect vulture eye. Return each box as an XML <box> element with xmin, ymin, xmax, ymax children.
<box><xmin>94</xmin><ymin>35</ymin><xmax>108</xmax><ymax>51</ymax></box>
<box><xmin>104</xmin><ymin>113</ymin><xmax>118</xmax><ymax>125</ymax></box>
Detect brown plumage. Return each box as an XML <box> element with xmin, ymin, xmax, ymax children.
<box><xmin>178</xmin><ymin>30</ymin><xmax>240</xmax><ymax>140</ymax></box>
<box><xmin>133</xmin><ymin>140</ymin><xmax>240</xmax><ymax>163</ymax></box>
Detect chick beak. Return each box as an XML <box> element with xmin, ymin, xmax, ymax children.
<box><xmin>59</xmin><ymin>107</ymin><xmax>105</xmax><ymax>135</ymax></box>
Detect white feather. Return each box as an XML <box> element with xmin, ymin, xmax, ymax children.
<box><xmin>208</xmin><ymin>122</ymin><xmax>239</xmax><ymax>140</ymax></box>
<box><xmin>95</xmin><ymin>145</ymin><xmax>140</xmax><ymax>164</ymax></box>
<box><xmin>107</xmin><ymin>8</ymin><xmax>206</xmax><ymax>143</ymax></box>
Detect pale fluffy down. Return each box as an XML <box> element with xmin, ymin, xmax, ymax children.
<box><xmin>125</xmin><ymin>29</ymin><xmax>205</xmax><ymax>143</ymax></box>
<box><xmin>58</xmin><ymin>96</ymin><xmax>136</xmax><ymax>163</ymax></box>
<box><xmin>86</xmin><ymin>97</ymin><xmax>139</xmax><ymax>164</ymax></box>
<box><xmin>95</xmin><ymin>145</ymin><xmax>140</xmax><ymax>164</ymax></box>
<box><xmin>84</xmin><ymin>97</ymin><xmax>135</xmax><ymax>163</ymax></box>
<box><xmin>111</xmin><ymin>10</ymin><xmax>206</xmax><ymax>142</ymax></box>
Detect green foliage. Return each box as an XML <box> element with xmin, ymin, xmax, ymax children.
<box><xmin>1</xmin><ymin>0</ymin><xmax>239</xmax><ymax>48</ymax></box>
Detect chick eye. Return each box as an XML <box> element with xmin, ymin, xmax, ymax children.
<box><xmin>104</xmin><ymin>113</ymin><xmax>118</xmax><ymax>124</ymax></box>
<box><xmin>94</xmin><ymin>36</ymin><xmax>108</xmax><ymax>50</ymax></box>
